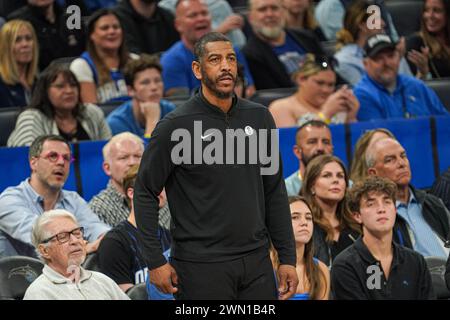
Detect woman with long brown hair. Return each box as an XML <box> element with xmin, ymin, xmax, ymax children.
<box><xmin>271</xmin><ymin>195</ymin><xmax>330</xmax><ymax>300</ymax></box>
<box><xmin>406</xmin><ymin>0</ymin><xmax>450</xmax><ymax>78</ymax></box>
<box><xmin>300</xmin><ymin>154</ymin><xmax>360</xmax><ymax>266</ymax></box>
<box><xmin>70</xmin><ymin>8</ymin><xmax>136</xmax><ymax>104</ymax></box>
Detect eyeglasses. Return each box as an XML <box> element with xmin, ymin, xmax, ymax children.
<box><xmin>41</xmin><ymin>227</ymin><xmax>84</xmax><ymax>244</ymax></box>
<box><xmin>38</xmin><ymin>151</ymin><xmax>75</xmax><ymax>164</ymax></box>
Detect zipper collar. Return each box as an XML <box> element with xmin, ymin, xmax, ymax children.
<box><xmin>195</xmin><ymin>87</ymin><xmax>239</xmax><ymax>118</ymax></box>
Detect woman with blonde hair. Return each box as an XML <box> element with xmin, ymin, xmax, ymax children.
<box><xmin>0</xmin><ymin>19</ymin><xmax>38</xmax><ymax>108</ymax></box>
<box><xmin>406</xmin><ymin>0</ymin><xmax>450</xmax><ymax>78</ymax></box>
<box><xmin>334</xmin><ymin>0</ymin><xmax>419</xmax><ymax>85</ymax></box>
<box><xmin>269</xmin><ymin>54</ymin><xmax>359</xmax><ymax>128</ymax></box>
<box><xmin>271</xmin><ymin>195</ymin><xmax>330</xmax><ymax>300</ymax></box>
<box><xmin>349</xmin><ymin>128</ymin><xmax>395</xmax><ymax>183</ymax></box>
<box><xmin>300</xmin><ymin>154</ymin><xmax>360</xmax><ymax>266</ymax></box>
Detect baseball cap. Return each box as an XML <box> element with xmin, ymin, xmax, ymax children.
<box><xmin>363</xmin><ymin>34</ymin><xmax>397</xmax><ymax>58</ymax></box>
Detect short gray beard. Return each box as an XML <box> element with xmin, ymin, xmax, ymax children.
<box><xmin>257</xmin><ymin>26</ymin><xmax>284</xmax><ymax>40</ymax></box>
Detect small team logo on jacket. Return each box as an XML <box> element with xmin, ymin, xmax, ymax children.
<box><xmin>170</xmin><ymin>121</ymin><xmax>279</xmax><ymax>175</ymax></box>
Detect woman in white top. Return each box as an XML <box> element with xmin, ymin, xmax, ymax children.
<box><xmin>70</xmin><ymin>8</ymin><xmax>136</xmax><ymax>104</ymax></box>
<box><xmin>269</xmin><ymin>54</ymin><xmax>359</xmax><ymax>128</ymax></box>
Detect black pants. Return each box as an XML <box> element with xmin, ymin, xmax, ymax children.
<box><xmin>171</xmin><ymin>247</ymin><xmax>277</xmax><ymax>300</ymax></box>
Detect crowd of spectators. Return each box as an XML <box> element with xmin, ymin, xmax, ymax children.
<box><xmin>0</xmin><ymin>0</ymin><xmax>450</xmax><ymax>301</ymax></box>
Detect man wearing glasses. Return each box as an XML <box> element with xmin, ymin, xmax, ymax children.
<box><xmin>0</xmin><ymin>134</ymin><xmax>110</xmax><ymax>258</ymax></box>
<box><xmin>23</xmin><ymin>209</ymin><xmax>129</xmax><ymax>300</ymax></box>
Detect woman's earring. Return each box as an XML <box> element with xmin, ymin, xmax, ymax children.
<box><xmin>311</xmin><ymin>190</ymin><xmax>316</xmax><ymax>196</ymax></box>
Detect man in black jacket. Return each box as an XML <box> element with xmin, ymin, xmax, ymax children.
<box><xmin>133</xmin><ymin>32</ymin><xmax>298</xmax><ymax>300</ymax></box>
<box><xmin>242</xmin><ymin>0</ymin><xmax>324</xmax><ymax>90</ymax></box>
<box><xmin>366</xmin><ymin>137</ymin><xmax>450</xmax><ymax>259</ymax></box>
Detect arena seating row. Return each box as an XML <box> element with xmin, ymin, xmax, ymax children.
<box><xmin>1</xmin><ymin>115</ymin><xmax>449</xmax><ymax>201</ymax></box>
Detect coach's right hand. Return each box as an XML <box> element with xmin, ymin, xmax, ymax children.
<box><xmin>150</xmin><ymin>263</ymin><xmax>179</xmax><ymax>294</ymax></box>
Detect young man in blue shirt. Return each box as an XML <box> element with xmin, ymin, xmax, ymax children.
<box><xmin>107</xmin><ymin>54</ymin><xmax>175</xmax><ymax>137</ymax></box>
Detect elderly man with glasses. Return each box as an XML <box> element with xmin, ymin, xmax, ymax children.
<box><xmin>0</xmin><ymin>134</ymin><xmax>110</xmax><ymax>258</ymax></box>
<box><xmin>23</xmin><ymin>209</ymin><xmax>129</xmax><ymax>300</ymax></box>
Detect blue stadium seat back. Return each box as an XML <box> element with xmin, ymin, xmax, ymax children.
<box><xmin>127</xmin><ymin>283</ymin><xmax>148</xmax><ymax>300</ymax></box>
<box><xmin>0</xmin><ymin>145</ymin><xmax>76</xmax><ymax>194</ymax></box>
<box><xmin>435</xmin><ymin>116</ymin><xmax>450</xmax><ymax>174</ymax></box>
<box><xmin>425</xmin><ymin>256</ymin><xmax>450</xmax><ymax>300</ymax></box>
<box><xmin>350</xmin><ymin>117</ymin><xmax>434</xmax><ymax>188</ymax></box>
<box><xmin>77</xmin><ymin>140</ymin><xmax>109</xmax><ymax>201</ymax></box>
<box><xmin>278</xmin><ymin>127</ymin><xmax>297</xmax><ymax>178</ymax></box>
<box><xmin>0</xmin><ymin>146</ymin><xmax>30</xmax><ymax>193</ymax></box>
<box><xmin>329</xmin><ymin>123</ymin><xmax>348</xmax><ymax>167</ymax></box>
<box><xmin>0</xmin><ymin>256</ymin><xmax>44</xmax><ymax>300</ymax></box>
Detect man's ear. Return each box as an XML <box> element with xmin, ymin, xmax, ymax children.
<box><xmin>293</xmin><ymin>145</ymin><xmax>302</xmax><ymax>161</ymax></box>
<box><xmin>127</xmin><ymin>85</ymin><xmax>135</xmax><ymax>98</ymax></box>
<box><xmin>353</xmin><ymin>211</ymin><xmax>363</xmax><ymax>224</ymax></box>
<box><xmin>367</xmin><ymin>167</ymin><xmax>377</xmax><ymax>176</ymax></box>
<box><xmin>38</xmin><ymin>244</ymin><xmax>51</xmax><ymax>260</ymax></box>
<box><xmin>192</xmin><ymin>61</ymin><xmax>202</xmax><ymax>80</ymax></box>
<box><xmin>127</xmin><ymin>187</ymin><xmax>134</xmax><ymax>200</ymax></box>
<box><xmin>103</xmin><ymin>162</ymin><xmax>112</xmax><ymax>177</ymax></box>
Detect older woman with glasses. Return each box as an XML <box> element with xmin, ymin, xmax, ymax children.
<box><xmin>7</xmin><ymin>63</ymin><xmax>111</xmax><ymax>147</ymax></box>
<box><xmin>23</xmin><ymin>209</ymin><xmax>129</xmax><ymax>300</ymax></box>
<box><xmin>269</xmin><ymin>54</ymin><xmax>359</xmax><ymax>128</ymax></box>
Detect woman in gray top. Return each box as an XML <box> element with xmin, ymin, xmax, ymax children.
<box><xmin>8</xmin><ymin>63</ymin><xmax>111</xmax><ymax>147</ymax></box>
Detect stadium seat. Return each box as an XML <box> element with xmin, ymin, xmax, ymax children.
<box><xmin>97</xmin><ymin>101</ymin><xmax>124</xmax><ymax>117</ymax></box>
<box><xmin>0</xmin><ymin>256</ymin><xmax>44</xmax><ymax>300</ymax></box>
<box><xmin>425</xmin><ymin>256</ymin><xmax>450</xmax><ymax>299</ymax></box>
<box><xmin>0</xmin><ymin>107</ymin><xmax>21</xmax><ymax>147</ymax></box>
<box><xmin>165</xmin><ymin>94</ymin><xmax>191</xmax><ymax>108</ymax></box>
<box><xmin>385</xmin><ymin>0</ymin><xmax>423</xmax><ymax>37</ymax></box>
<box><xmin>82</xmin><ymin>252</ymin><xmax>101</xmax><ymax>272</ymax></box>
<box><xmin>249</xmin><ymin>87</ymin><xmax>297</xmax><ymax>107</ymax></box>
<box><xmin>425</xmin><ymin>79</ymin><xmax>450</xmax><ymax>112</ymax></box>
<box><xmin>127</xmin><ymin>283</ymin><xmax>148</xmax><ymax>300</ymax></box>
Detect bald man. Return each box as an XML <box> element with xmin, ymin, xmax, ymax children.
<box><xmin>366</xmin><ymin>137</ymin><xmax>450</xmax><ymax>259</ymax></box>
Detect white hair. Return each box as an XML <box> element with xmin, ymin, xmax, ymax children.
<box><xmin>102</xmin><ymin>132</ymin><xmax>144</xmax><ymax>162</ymax></box>
<box><xmin>31</xmin><ymin>209</ymin><xmax>79</xmax><ymax>249</ymax></box>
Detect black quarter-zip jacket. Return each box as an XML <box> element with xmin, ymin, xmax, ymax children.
<box><xmin>134</xmin><ymin>90</ymin><xmax>296</xmax><ymax>269</ymax></box>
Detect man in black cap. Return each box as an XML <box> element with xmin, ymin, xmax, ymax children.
<box><xmin>353</xmin><ymin>34</ymin><xmax>449</xmax><ymax>121</ymax></box>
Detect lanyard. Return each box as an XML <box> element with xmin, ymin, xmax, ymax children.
<box><xmin>401</xmin><ymin>88</ymin><xmax>411</xmax><ymax>119</ymax></box>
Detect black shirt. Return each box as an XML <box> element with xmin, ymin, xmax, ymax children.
<box><xmin>331</xmin><ymin>237</ymin><xmax>435</xmax><ymax>300</ymax></box>
<box><xmin>97</xmin><ymin>220</ymin><xmax>172</xmax><ymax>285</ymax></box>
<box><xmin>133</xmin><ymin>90</ymin><xmax>295</xmax><ymax>269</ymax></box>
<box><xmin>114</xmin><ymin>0</ymin><xmax>179</xmax><ymax>55</ymax></box>
<box><xmin>58</xmin><ymin>121</ymin><xmax>90</xmax><ymax>143</ymax></box>
<box><xmin>8</xmin><ymin>3</ymin><xmax>86</xmax><ymax>70</ymax></box>
<box><xmin>313</xmin><ymin>225</ymin><xmax>360</xmax><ymax>267</ymax></box>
